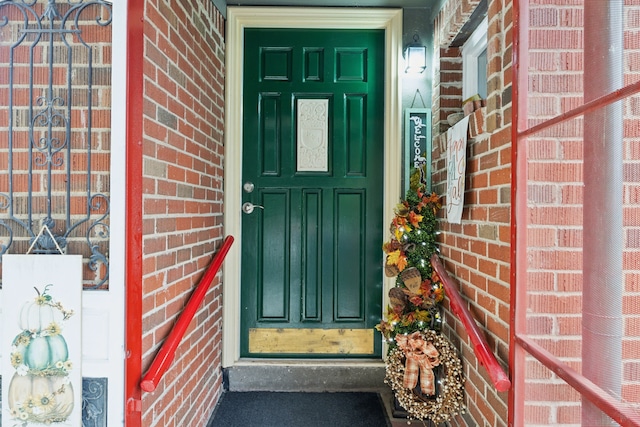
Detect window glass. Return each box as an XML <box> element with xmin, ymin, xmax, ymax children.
<box><xmin>462</xmin><ymin>17</ymin><xmax>488</xmax><ymax>100</ymax></box>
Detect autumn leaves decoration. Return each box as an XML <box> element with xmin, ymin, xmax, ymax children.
<box><xmin>376</xmin><ymin>185</ymin><xmax>465</xmax><ymax>423</ymax></box>
<box><xmin>377</xmin><ymin>185</ymin><xmax>444</xmax><ymax>343</ymax></box>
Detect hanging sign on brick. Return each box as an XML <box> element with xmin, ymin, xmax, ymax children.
<box><xmin>446</xmin><ymin>115</ymin><xmax>470</xmax><ymax>224</ymax></box>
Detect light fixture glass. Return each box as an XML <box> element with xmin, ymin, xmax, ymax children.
<box><xmin>405</xmin><ymin>45</ymin><xmax>427</xmax><ymax>74</ymax></box>
<box><xmin>404</xmin><ymin>35</ymin><xmax>427</xmax><ymax>74</ymax></box>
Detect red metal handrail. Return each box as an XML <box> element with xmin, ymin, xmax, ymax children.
<box><xmin>431</xmin><ymin>254</ymin><xmax>512</xmax><ymax>392</ymax></box>
<box><xmin>140</xmin><ymin>235</ymin><xmax>234</xmax><ymax>392</ymax></box>
<box><xmin>517</xmin><ymin>335</ymin><xmax>640</xmax><ymax>426</ymax></box>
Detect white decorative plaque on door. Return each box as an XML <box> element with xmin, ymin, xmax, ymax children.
<box><xmin>297</xmin><ymin>99</ymin><xmax>329</xmax><ymax>172</ymax></box>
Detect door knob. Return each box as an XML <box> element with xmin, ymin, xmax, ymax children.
<box><xmin>242</xmin><ymin>202</ymin><xmax>264</xmax><ymax>214</ymax></box>
<box><xmin>243</xmin><ymin>182</ymin><xmax>255</xmax><ymax>193</ymax></box>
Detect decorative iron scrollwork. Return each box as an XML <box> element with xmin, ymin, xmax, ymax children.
<box><xmin>81</xmin><ymin>377</ymin><xmax>108</xmax><ymax>427</ymax></box>
<box><xmin>0</xmin><ymin>0</ymin><xmax>113</xmax><ymax>289</ymax></box>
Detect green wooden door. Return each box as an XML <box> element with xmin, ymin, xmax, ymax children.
<box><xmin>240</xmin><ymin>28</ymin><xmax>384</xmax><ymax>358</ymax></box>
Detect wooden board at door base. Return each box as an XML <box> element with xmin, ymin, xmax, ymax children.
<box><xmin>249</xmin><ymin>328</ymin><xmax>374</xmax><ymax>354</ymax></box>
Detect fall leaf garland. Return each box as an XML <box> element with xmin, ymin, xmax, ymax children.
<box><xmin>377</xmin><ymin>185</ymin><xmax>444</xmax><ymax>344</ymax></box>
<box><xmin>383</xmin><ymin>187</ymin><xmax>441</xmax><ymax>279</ymax></box>
<box><xmin>376</xmin><ymin>184</ymin><xmax>466</xmax><ymax>423</ymax></box>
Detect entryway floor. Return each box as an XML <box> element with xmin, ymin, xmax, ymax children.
<box><xmin>217</xmin><ymin>361</ymin><xmax>432</xmax><ymax>427</ymax></box>
<box><xmin>208</xmin><ymin>391</ymin><xmax>390</xmax><ymax>426</ymax></box>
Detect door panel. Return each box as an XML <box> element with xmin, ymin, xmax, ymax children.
<box><xmin>335</xmin><ymin>190</ymin><xmax>365</xmax><ymax>320</ymax></box>
<box><xmin>241</xmin><ymin>28</ymin><xmax>384</xmax><ymax>358</ymax></box>
<box><xmin>302</xmin><ymin>189</ymin><xmax>321</xmax><ymax>321</ymax></box>
<box><xmin>345</xmin><ymin>94</ymin><xmax>367</xmax><ymax>175</ymax></box>
<box><xmin>259</xmin><ymin>191</ymin><xmax>290</xmax><ymax>320</ymax></box>
<box><xmin>259</xmin><ymin>94</ymin><xmax>282</xmax><ymax>175</ymax></box>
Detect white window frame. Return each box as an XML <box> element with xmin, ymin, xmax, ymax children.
<box><xmin>462</xmin><ymin>17</ymin><xmax>488</xmax><ymax>101</ymax></box>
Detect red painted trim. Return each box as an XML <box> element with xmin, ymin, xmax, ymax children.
<box><xmin>431</xmin><ymin>255</ymin><xmax>511</xmax><ymax>393</ymax></box>
<box><xmin>517</xmin><ymin>336</ymin><xmax>640</xmax><ymax>427</ymax></box>
<box><xmin>125</xmin><ymin>0</ymin><xmax>144</xmax><ymax>425</ymax></box>
<box><xmin>140</xmin><ymin>236</ymin><xmax>234</xmax><ymax>393</ymax></box>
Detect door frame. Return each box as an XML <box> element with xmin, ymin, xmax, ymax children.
<box><xmin>222</xmin><ymin>6</ymin><xmax>403</xmax><ymax>367</ymax></box>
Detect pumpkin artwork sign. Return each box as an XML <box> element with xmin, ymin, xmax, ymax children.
<box><xmin>1</xmin><ymin>255</ymin><xmax>83</xmax><ymax>426</ymax></box>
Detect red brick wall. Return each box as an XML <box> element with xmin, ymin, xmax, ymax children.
<box><xmin>431</xmin><ymin>0</ymin><xmax>512</xmax><ymax>426</ymax></box>
<box><xmin>140</xmin><ymin>0</ymin><xmax>225</xmax><ymax>425</ymax></box>
<box><xmin>432</xmin><ymin>46</ymin><xmax>463</xmax><ymax>136</ymax></box>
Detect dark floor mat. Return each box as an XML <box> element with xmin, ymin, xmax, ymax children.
<box><xmin>208</xmin><ymin>391</ymin><xmax>391</xmax><ymax>427</ymax></box>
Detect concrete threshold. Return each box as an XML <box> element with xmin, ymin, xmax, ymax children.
<box><xmin>224</xmin><ymin>359</ymin><xmax>385</xmax><ymax>392</ymax></box>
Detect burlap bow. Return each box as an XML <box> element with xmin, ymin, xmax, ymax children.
<box><xmin>395</xmin><ymin>332</ymin><xmax>440</xmax><ymax>395</ymax></box>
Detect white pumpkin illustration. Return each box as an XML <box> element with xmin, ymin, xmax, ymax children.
<box><xmin>18</xmin><ymin>289</ymin><xmax>66</xmax><ymax>333</ymax></box>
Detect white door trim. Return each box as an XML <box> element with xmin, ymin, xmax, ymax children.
<box><xmin>105</xmin><ymin>1</ymin><xmax>126</xmax><ymax>423</ymax></box>
<box><xmin>222</xmin><ymin>6</ymin><xmax>403</xmax><ymax>367</ymax></box>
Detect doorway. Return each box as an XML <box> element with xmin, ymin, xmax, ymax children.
<box><xmin>223</xmin><ymin>6</ymin><xmax>403</xmax><ymax>366</ymax></box>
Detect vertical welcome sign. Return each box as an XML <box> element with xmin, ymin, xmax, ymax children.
<box><xmin>404</xmin><ymin>108</ymin><xmax>431</xmax><ymax>192</ymax></box>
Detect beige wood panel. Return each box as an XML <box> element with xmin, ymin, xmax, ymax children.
<box><xmin>249</xmin><ymin>328</ymin><xmax>374</xmax><ymax>354</ymax></box>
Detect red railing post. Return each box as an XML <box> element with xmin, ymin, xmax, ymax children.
<box><xmin>431</xmin><ymin>254</ymin><xmax>512</xmax><ymax>393</ymax></box>
<box><xmin>140</xmin><ymin>235</ymin><xmax>234</xmax><ymax>392</ymax></box>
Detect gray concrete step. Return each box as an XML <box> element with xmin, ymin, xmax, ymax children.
<box><xmin>224</xmin><ymin>360</ymin><xmax>386</xmax><ymax>392</ymax></box>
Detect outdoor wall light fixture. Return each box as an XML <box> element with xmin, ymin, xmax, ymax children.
<box><xmin>404</xmin><ymin>34</ymin><xmax>427</xmax><ymax>74</ymax></box>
